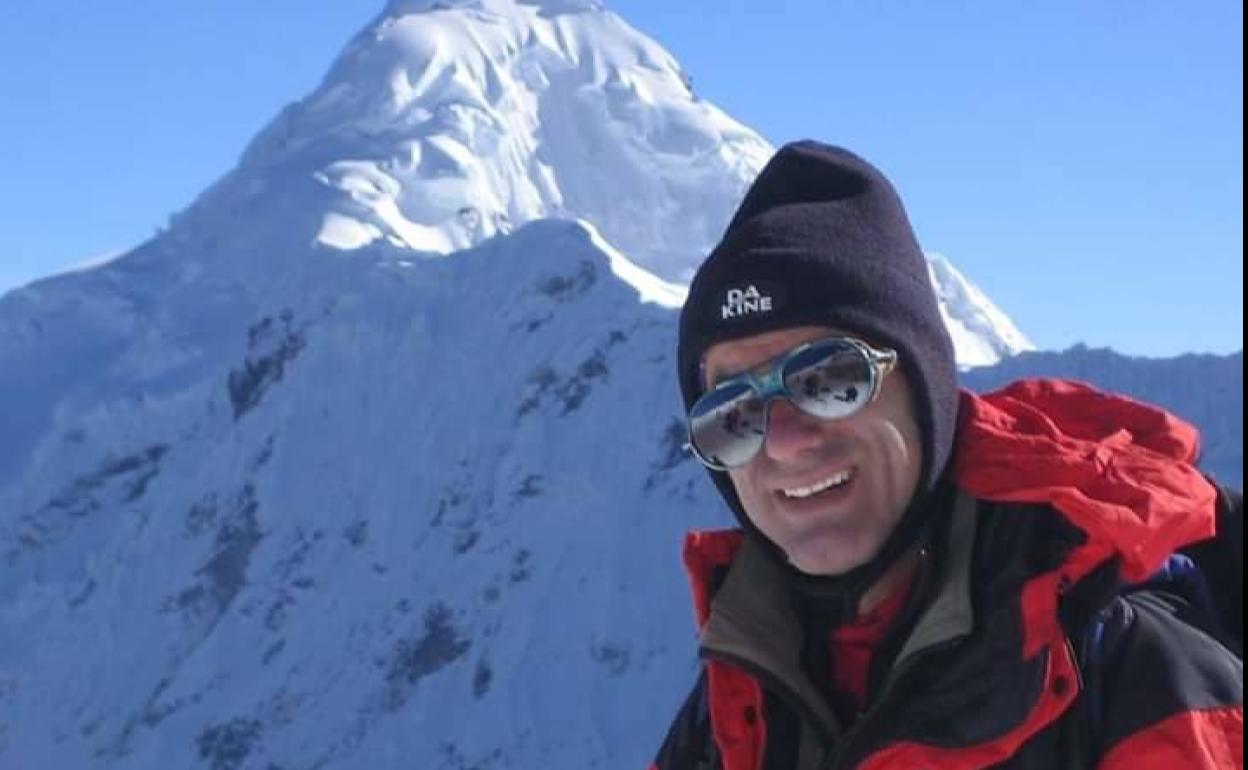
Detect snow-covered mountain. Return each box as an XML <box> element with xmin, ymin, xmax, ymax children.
<box><xmin>2</xmin><ymin>219</ymin><xmax>710</xmax><ymax>770</ymax></box>
<box><xmin>153</xmin><ymin>0</ymin><xmax>1022</xmax><ymax>365</ymax></box>
<box><xmin>0</xmin><ymin>2</ymin><xmax>1091</xmax><ymax>769</ymax></box>
<box><xmin>197</xmin><ymin>0</ymin><xmax>771</xmax><ymax>284</ymax></box>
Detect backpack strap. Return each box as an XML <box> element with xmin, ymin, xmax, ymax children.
<box><xmin>1180</xmin><ymin>483</ymin><xmax>1243</xmax><ymax>648</ymax></box>
<box><xmin>1057</xmin><ymin>557</ymin><xmax>1121</xmax><ymax>769</ymax></box>
<box><xmin>1076</xmin><ymin>609</ymin><xmax>1109</xmax><ymax>762</ymax></box>
<box><xmin>1055</xmin><ymin>602</ymin><xmax>1108</xmax><ymax>769</ymax></box>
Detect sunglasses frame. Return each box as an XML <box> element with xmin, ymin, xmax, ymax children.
<box><xmin>685</xmin><ymin>336</ymin><xmax>898</xmax><ymax>471</ymax></box>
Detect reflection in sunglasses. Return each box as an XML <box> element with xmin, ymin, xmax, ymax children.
<box><xmin>687</xmin><ymin>337</ymin><xmax>897</xmax><ymax>470</ymax></box>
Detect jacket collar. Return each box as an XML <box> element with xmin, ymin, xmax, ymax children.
<box><xmin>696</xmin><ymin>491</ymin><xmax>980</xmax><ymax>740</ymax></box>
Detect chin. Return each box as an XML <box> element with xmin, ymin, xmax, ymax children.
<box><xmin>782</xmin><ymin>533</ymin><xmax>877</xmax><ymax>576</ymax></box>
<box><xmin>787</xmin><ymin>551</ymin><xmax>861</xmax><ymax>576</ymax></box>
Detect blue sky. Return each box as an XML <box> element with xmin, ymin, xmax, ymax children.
<box><xmin>1</xmin><ymin>1</ymin><xmax>1241</xmax><ymax>357</ymax></box>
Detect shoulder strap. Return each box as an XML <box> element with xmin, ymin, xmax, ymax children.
<box><xmin>1058</xmin><ymin>607</ymin><xmax>1110</xmax><ymax>770</ymax></box>
<box><xmin>1180</xmin><ymin>483</ymin><xmax>1243</xmax><ymax>648</ymax></box>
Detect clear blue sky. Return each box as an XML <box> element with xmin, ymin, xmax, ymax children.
<box><xmin>1</xmin><ymin>1</ymin><xmax>1241</xmax><ymax>357</ymax></box>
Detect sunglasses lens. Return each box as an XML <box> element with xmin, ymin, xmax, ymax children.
<box><xmin>688</xmin><ymin>380</ymin><xmax>766</xmax><ymax>469</ymax></box>
<box><xmin>783</xmin><ymin>340</ymin><xmax>874</xmax><ymax>419</ymax></box>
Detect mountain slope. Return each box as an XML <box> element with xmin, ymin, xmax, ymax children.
<box><xmin>1</xmin><ymin>221</ymin><xmax>719</xmax><ymax>769</ymax></box>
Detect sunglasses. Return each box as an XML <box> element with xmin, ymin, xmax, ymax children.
<box><xmin>686</xmin><ymin>336</ymin><xmax>898</xmax><ymax>470</ymax></box>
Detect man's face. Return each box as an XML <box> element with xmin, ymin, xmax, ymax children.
<box><xmin>702</xmin><ymin>325</ymin><xmax>923</xmax><ymax>575</ymax></box>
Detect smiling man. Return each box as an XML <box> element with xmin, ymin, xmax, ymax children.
<box><xmin>701</xmin><ymin>326</ymin><xmax>920</xmax><ymax>580</ymax></box>
<box><xmin>651</xmin><ymin>142</ymin><xmax>1243</xmax><ymax>770</ymax></box>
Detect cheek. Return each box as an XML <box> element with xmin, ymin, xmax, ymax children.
<box><xmin>727</xmin><ymin>468</ymin><xmax>760</xmax><ymax>505</ymax></box>
<box><xmin>883</xmin><ymin>421</ymin><xmax>920</xmax><ymax>464</ymax></box>
<box><xmin>875</xmin><ymin>421</ymin><xmax>922</xmax><ymax>499</ymax></box>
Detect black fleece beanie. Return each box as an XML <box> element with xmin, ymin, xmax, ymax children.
<box><xmin>678</xmin><ymin>140</ymin><xmax>959</xmax><ymax>591</ymax></box>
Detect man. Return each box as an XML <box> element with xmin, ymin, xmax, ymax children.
<box><xmin>651</xmin><ymin>141</ymin><xmax>1242</xmax><ymax>769</ymax></box>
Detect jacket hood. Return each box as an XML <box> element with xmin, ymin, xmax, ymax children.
<box><xmin>953</xmin><ymin>378</ymin><xmax>1216</xmax><ymax>583</ymax></box>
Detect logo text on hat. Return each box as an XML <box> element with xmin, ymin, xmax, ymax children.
<box><xmin>722</xmin><ymin>285</ymin><xmax>773</xmax><ymax>320</ymax></box>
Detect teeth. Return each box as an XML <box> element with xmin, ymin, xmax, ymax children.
<box><xmin>783</xmin><ymin>470</ymin><xmax>853</xmax><ymax>499</ymax></box>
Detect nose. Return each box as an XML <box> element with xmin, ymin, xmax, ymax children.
<box><xmin>762</xmin><ymin>398</ymin><xmax>824</xmax><ymax>463</ymax></box>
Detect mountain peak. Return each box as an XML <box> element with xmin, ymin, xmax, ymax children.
<box><xmin>207</xmin><ymin>0</ymin><xmax>771</xmax><ymax>280</ymax></box>
<box><xmin>170</xmin><ymin>0</ymin><xmax>1030</xmax><ymax>363</ymax></box>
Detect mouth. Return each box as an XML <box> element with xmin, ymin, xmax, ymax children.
<box><xmin>779</xmin><ymin>468</ymin><xmax>856</xmax><ymax>500</ymax></box>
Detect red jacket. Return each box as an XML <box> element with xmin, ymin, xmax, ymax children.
<box><xmin>651</xmin><ymin>380</ymin><xmax>1243</xmax><ymax>770</ymax></box>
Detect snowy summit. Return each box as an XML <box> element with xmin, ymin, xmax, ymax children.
<box><xmin>230</xmin><ymin>0</ymin><xmax>772</xmax><ymax>282</ymax></box>
<box><xmin>182</xmin><ymin>0</ymin><xmax>1025</xmax><ymax>362</ymax></box>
